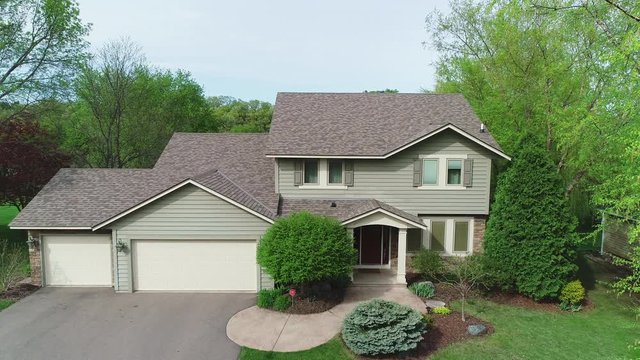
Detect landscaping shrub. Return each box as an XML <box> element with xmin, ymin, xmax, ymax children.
<box><xmin>432</xmin><ymin>306</ymin><xmax>452</xmax><ymax>315</ymax></box>
<box><xmin>257</xmin><ymin>212</ymin><xmax>357</xmax><ymax>286</ymax></box>
<box><xmin>484</xmin><ymin>137</ymin><xmax>579</xmax><ymax>301</ymax></box>
<box><xmin>421</xmin><ymin>313</ymin><xmax>435</xmax><ymax>330</ymax></box>
<box><xmin>273</xmin><ymin>294</ymin><xmax>292</xmax><ymax>311</ymax></box>
<box><xmin>342</xmin><ymin>299</ymin><xmax>425</xmax><ymax>356</ymax></box>
<box><xmin>411</xmin><ymin>248</ymin><xmax>444</xmax><ymax>280</ymax></box>
<box><xmin>409</xmin><ymin>281</ymin><xmax>435</xmax><ymax>298</ymax></box>
<box><xmin>257</xmin><ymin>288</ymin><xmax>283</xmax><ymax>309</ymax></box>
<box><xmin>559</xmin><ymin>280</ymin><xmax>586</xmax><ymax>306</ymax></box>
<box><xmin>0</xmin><ymin>241</ymin><xmax>27</xmax><ymax>292</ymax></box>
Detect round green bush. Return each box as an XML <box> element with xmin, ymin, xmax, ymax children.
<box><xmin>409</xmin><ymin>281</ymin><xmax>436</xmax><ymax>298</ymax></box>
<box><xmin>432</xmin><ymin>306</ymin><xmax>451</xmax><ymax>315</ymax></box>
<box><xmin>484</xmin><ymin>137</ymin><xmax>578</xmax><ymax>301</ymax></box>
<box><xmin>257</xmin><ymin>288</ymin><xmax>284</xmax><ymax>309</ymax></box>
<box><xmin>342</xmin><ymin>299</ymin><xmax>425</xmax><ymax>356</ymax></box>
<box><xmin>257</xmin><ymin>212</ymin><xmax>357</xmax><ymax>285</ymax></box>
<box><xmin>559</xmin><ymin>280</ymin><xmax>585</xmax><ymax>305</ymax></box>
<box><xmin>273</xmin><ymin>294</ymin><xmax>292</xmax><ymax>311</ymax></box>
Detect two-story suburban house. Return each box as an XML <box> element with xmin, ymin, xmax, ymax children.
<box><xmin>10</xmin><ymin>92</ymin><xmax>510</xmax><ymax>293</ymax></box>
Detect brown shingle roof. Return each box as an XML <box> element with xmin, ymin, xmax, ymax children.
<box><xmin>267</xmin><ymin>92</ymin><xmax>502</xmax><ymax>157</ymax></box>
<box><xmin>279</xmin><ymin>198</ymin><xmax>424</xmax><ymax>227</ymax></box>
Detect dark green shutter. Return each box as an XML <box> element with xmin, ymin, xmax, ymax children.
<box><xmin>294</xmin><ymin>160</ymin><xmax>303</xmax><ymax>186</ymax></box>
<box><xmin>413</xmin><ymin>159</ymin><xmax>422</xmax><ymax>187</ymax></box>
<box><xmin>463</xmin><ymin>159</ymin><xmax>473</xmax><ymax>187</ymax></box>
<box><xmin>344</xmin><ymin>160</ymin><xmax>354</xmax><ymax>187</ymax></box>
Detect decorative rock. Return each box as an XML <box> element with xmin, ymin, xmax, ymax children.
<box><xmin>467</xmin><ymin>324</ymin><xmax>488</xmax><ymax>336</ymax></box>
<box><xmin>424</xmin><ymin>300</ymin><xmax>446</xmax><ymax>309</ymax></box>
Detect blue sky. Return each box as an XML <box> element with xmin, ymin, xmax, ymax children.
<box><xmin>78</xmin><ymin>1</ymin><xmax>451</xmax><ymax>102</ymax></box>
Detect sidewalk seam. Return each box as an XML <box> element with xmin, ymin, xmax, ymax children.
<box><xmin>271</xmin><ymin>314</ymin><xmax>291</xmax><ymax>351</ymax></box>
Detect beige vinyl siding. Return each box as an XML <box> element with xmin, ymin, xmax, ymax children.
<box><xmin>110</xmin><ymin>185</ymin><xmax>271</xmax><ymax>292</ymax></box>
<box><xmin>278</xmin><ymin>130</ymin><xmax>493</xmax><ymax>215</ymax></box>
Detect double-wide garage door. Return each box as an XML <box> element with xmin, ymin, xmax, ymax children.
<box><xmin>43</xmin><ymin>234</ymin><xmax>112</xmax><ymax>286</ymax></box>
<box><xmin>132</xmin><ymin>240</ymin><xmax>257</xmax><ymax>292</ymax></box>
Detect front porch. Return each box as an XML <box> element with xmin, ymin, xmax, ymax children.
<box><xmin>345</xmin><ymin>210</ymin><xmax>426</xmax><ymax>285</ymax></box>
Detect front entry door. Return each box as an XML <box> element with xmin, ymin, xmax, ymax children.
<box><xmin>361</xmin><ymin>226</ymin><xmax>382</xmax><ymax>264</ymax></box>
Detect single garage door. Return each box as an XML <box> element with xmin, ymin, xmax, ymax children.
<box><xmin>132</xmin><ymin>240</ymin><xmax>257</xmax><ymax>292</ymax></box>
<box><xmin>43</xmin><ymin>234</ymin><xmax>112</xmax><ymax>286</ymax></box>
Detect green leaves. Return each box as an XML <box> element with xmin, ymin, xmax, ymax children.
<box><xmin>256</xmin><ymin>212</ymin><xmax>357</xmax><ymax>286</ymax></box>
<box><xmin>484</xmin><ymin>138</ymin><xmax>579</xmax><ymax>301</ymax></box>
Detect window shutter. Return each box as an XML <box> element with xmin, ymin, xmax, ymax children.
<box><xmin>463</xmin><ymin>159</ymin><xmax>473</xmax><ymax>187</ymax></box>
<box><xmin>413</xmin><ymin>159</ymin><xmax>422</xmax><ymax>187</ymax></box>
<box><xmin>294</xmin><ymin>160</ymin><xmax>303</xmax><ymax>186</ymax></box>
<box><xmin>344</xmin><ymin>161</ymin><xmax>354</xmax><ymax>187</ymax></box>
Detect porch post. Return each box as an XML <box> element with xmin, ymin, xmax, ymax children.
<box><xmin>397</xmin><ymin>228</ymin><xmax>407</xmax><ymax>284</ymax></box>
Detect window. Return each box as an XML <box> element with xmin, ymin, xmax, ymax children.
<box><xmin>430</xmin><ymin>221</ymin><xmax>446</xmax><ymax>252</ymax></box>
<box><xmin>453</xmin><ymin>221</ymin><xmax>469</xmax><ymax>252</ymax></box>
<box><xmin>303</xmin><ymin>160</ymin><xmax>318</xmax><ymax>184</ymax></box>
<box><xmin>423</xmin><ymin>218</ymin><xmax>472</xmax><ymax>254</ymax></box>
<box><xmin>422</xmin><ymin>159</ymin><xmax>438</xmax><ymax>185</ymax></box>
<box><xmin>328</xmin><ymin>160</ymin><xmax>343</xmax><ymax>184</ymax></box>
<box><xmin>447</xmin><ymin>160</ymin><xmax>462</xmax><ymax>185</ymax></box>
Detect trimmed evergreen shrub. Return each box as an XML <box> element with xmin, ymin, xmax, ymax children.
<box><xmin>342</xmin><ymin>299</ymin><xmax>425</xmax><ymax>356</ymax></box>
<box><xmin>256</xmin><ymin>288</ymin><xmax>283</xmax><ymax>309</ymax></box>
<box><xmin>411</xmin><ymin>248</ymin><xmax>444</xmax><ymax>280</ymax></box>
<box><xmin>409</xmin><ymin>281</ymin><xmax>436</xmax><ymax>298</ymax></box>
<box><xmin>257</xmin><ymin>212</ymin><xmax>357</xmax><ymax>286</ymax></box>
<box><xmin>559</xmin><ymin>280</ymin><xmax>586</xmax><ymax>305</ymax></box>
<box><xmin>484</xmin><ymin>137</ymin><xmax>578</xmax><ymax>301</ymax></box>
<box><xmin>273</xmin><ymin>294</ymin><xmax>292</xmax><ymax>311</ymax></box>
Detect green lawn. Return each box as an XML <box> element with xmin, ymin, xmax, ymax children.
<box><xmin>239</xmin><ymin>257</ymin><xmax>640</xmax><ymax>360</ymax></box>
<box><xmin>0</xmin><ymin>205</ymin><xmax>26</xmax><ymax>247</ymax></box>
<box><xmin>0</xmin><ymin>299</ymin><xmax>15</xmax><ymax>312</ymax></box>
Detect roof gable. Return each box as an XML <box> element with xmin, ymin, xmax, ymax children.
<box><xmin>267</xmin><ymin>92</ymin><xmax>505</xmax><ymax>158</ymax></box>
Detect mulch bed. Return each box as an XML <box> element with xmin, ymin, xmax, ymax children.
<box><xmin>357</xmin><ymin>312</ymin><xmax>493</xmax><ymax>360</ymax></box>
<box><xmin>284</xmin><ymin>287</ymin><xmax>346</xmax><ymax>314</ymax></box>
<box><xmin>486</xmin><ymin>291</ymin><xmax>593</xmax><ymax>312</ymax></box>
<box><xmin>1</xmin><ymin>283</ymin><xmax>40</xmax><ymax>301</ymax></box>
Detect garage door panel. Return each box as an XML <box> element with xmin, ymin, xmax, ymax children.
<box><xmin>43</xmin><ymin>235</ymin><xmax>112</xmax><ymax>286</ymax></box>
<box><xmin>132</xmin><ymin>240</ymin><xmax>257</xmax><ymax>292</ymax></box>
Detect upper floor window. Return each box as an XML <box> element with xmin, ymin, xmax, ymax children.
<box><xmin>416</xmin><ymin>155</ymin><xmax>470</xmax><ymax>188</ymax></box>
<box><xmin>296</xmin><ymin>159</ymin><xmax>351</xmax><ymax>188</ymax></box>
<box><xmin>303</xmin><ymin>160</ymin><xmax>319</xmax><ymax>184</ymax></box>
<box><xmin>422</xmin><ymin>159</ymin><xmax>438</xmax><ymax>185</ymax></box>
<box><xmin>447</xmin><ymin>160</ymin><xmax>462</xmax><ymax>185</ymax></box>
<box><xmin>328</xmin><ymin>160</ymin><xmax>343</xmax><ymax>184</ymax></box>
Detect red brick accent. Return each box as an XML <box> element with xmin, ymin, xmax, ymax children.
<box><xmin>473</xmin><ymin>217</ymin><xmax>486</xmax><ymax>253</ymax></box>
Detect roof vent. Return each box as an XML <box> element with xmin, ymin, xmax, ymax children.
<box><xmin>330</xmin><ymin>202</ymin><xmax>337</xmax><ymax>208</ymax></box>
<box><xmin>480</xmin><ymin>123</ymin><xmax>486</xmax><ymax>133</ymax></box>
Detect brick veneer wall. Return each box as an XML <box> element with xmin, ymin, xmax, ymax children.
<box><xmin>473</xmin><ymin>216</ymin><xmax>487</xmax><ymax>253</ymax></box>
<box><xmin>27</xmin><ymin>230</ymin><xmax>42</xmax><ymax>285</ymax></box>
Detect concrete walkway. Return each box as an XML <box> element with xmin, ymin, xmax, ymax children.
<box><xmin>226</xmin><ymin>285</ymin><xmax>426</xmax><ymax>352</ymax></box>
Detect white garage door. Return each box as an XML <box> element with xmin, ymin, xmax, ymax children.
<box><xmin>132</xmin><ymin>240</ymin><xmax>257</xmax><ymax>292</ymax></box>
<box><xmin>43</xmin><ymin>234</ymin><xmax>112</xmax><ymax>286</ymax></box>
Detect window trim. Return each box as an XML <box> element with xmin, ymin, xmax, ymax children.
<box><xmin>299</xmin><ymin>159</ymin><xmax>348</xmax><ymax>189</ymax></box>
<box><xmin>420</xmin><ymin>217</ymin><xmax>474</xmax><ymax>256</ymax></box>
<box><xmin>417</xmin><ymin>154</ymin><xmax>468</xmax><ymax>190</ymax></box>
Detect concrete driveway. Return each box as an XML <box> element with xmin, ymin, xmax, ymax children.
<box><xmin>0</xmin><ymin>287</ymin><xmax>254</xmax><ymax>360</ymax></box>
